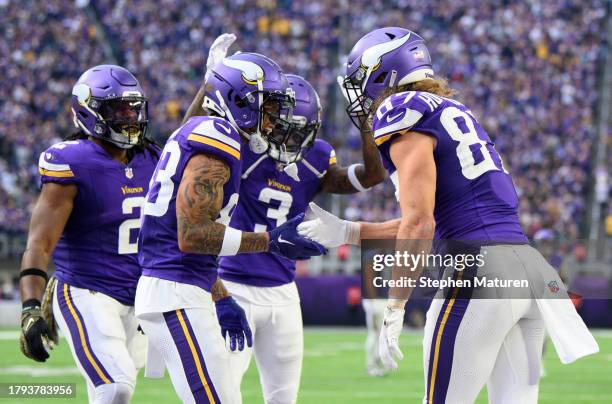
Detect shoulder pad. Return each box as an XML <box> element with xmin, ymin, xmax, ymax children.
<box><xmin>38</xmin><ymin>141</ymin><xmax>83</xmax><ymax>183</ymax></box>
<box><xmin>186</xmin><ymin>116</ymin><xmax>241</xmax><ymax>162</ymax></box>
<box><xmin>301</xmin><ymin>139</ymin><xmax>336</xmax><ymax>175</ymax></box>
<box><xmin>372</xmin><ymin>91</ymin><xmax>434</xmax><ymax>143</ymax></box>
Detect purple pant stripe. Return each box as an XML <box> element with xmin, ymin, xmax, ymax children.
<box><xmin>56</xmin><ymin>280</ymin><xmax>114</xmax><ymax>386</ymax></box>
<box><xmin>426</xmin><ymin>293</ymin><xmax>453</xmax><ymax>402</ymax></box>
<box><xmin>429</xmin><ymin>297</ymin><xmax>471</xmax><ymax>403</ymax></box>
<box><xmin>164</xmin><ymin>310</ymin><xmax>219</xmax><ymax>403</ymax></box>
<box><xmin>180</xmin><ymin>310</ymin><xmax>220</xmax><ymax>403</ymax></box>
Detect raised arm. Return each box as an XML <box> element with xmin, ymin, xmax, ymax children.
<box><xmin>319</xmin><ymin>125</ymin><xmax>386</xmax><ymax>194</ymax></box>
<box><xmin>181</xmin><ymin>80</ymin><xmax>207</xmax><ymax>125</ymax></box>
<box><xmin>181</xmin><ymin>34</ymin><xmax>237</xmax><ymax>125</ymax></box>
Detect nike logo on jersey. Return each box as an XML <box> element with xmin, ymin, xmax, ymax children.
<box><xmin>278</xmin><ymin>235</ymin><xmax>295</xmax><ymax>245</ymax></box>
<box><xmin>215</xmin><ymin>121</ymin><xmax>233</xmax><ymax>135</ymax></box>
<box><xmin>386</xmin><ymin>111</ymin><xmax>404</xmax><ymax>123</ymax></box>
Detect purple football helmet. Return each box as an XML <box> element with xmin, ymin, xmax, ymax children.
<box><xmin>266</xmin><ymin>74</ymin><xmax>321</xmax><ymax>164</ymax></box>
<box><xmin>342</xmin><ymin>27</ymin><xmax>434</xmax><ymax>128</ymax></box>
<box><xmin>203</xmin><ymin>52</ymin><xmax>294</xmax><ymax>155</ymax></box>
<box><xmin>71</xmin><ymin>65</ymin><xmax>148</xmax><ymax>148</ymax></box>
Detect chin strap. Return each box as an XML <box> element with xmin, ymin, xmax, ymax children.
<box><xmin>249</xmin><ymin>132</ymin><xmax>269</xmax><ymax>154</ymax></box>
<box><xmin>242</xmin><ymin>154</ymin><xmax>268</xmax><ymax>179</ymax></box>
<box><xmin>210</xmin><ymin>85</ymin><xmax>270</xmax><ymax>155</ymax></box>
<box><xmin>249</xmin><ymin>76</ymin><xmax>270</xmax><ymax>154</ymax></box>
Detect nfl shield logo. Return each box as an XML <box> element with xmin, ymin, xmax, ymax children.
<box><xmin>547</xmin><ymin>281</ymin><xmax>560</xmax><ymax>294</ymax></box>
<box><xmin>125</xmin><ymin>167</ymin><xmax>134</xmax><ymax>179</ymax></box>
<box><xmin>412</xmin><ymin>50</ymin><xmax>425</xmax><ymax>60</ymax></box>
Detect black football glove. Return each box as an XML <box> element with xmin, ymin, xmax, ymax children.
<box><xmin>20</xmin><ymin>299</ymin><xmax>54</xmax><ymax>362</ymax></box>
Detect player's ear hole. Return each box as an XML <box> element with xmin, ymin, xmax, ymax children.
<box><xmin>374</xmin><ymin>72</ymin><xmax>388</xmax><ymax>83</ymax></box>
<box><xmin>234</xmin><ymin>95</ymin><xmax>246</xmax><ymax>108</ymax></box>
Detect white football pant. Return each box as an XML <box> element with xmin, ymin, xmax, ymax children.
<box><xmin>53</xmin><ymin>280</ymin><xmax>146</xmax><ymax>404</ymax></box>
<box><xmin>422</xmin><ymin>245</ymin><xmax>551</xmax><ymax>403</ymax></box>
<box><xmin>224</xmin><ymin>280</ymin><xmax>303</xmax><ymax>404</ymax></box>
<box><xmin>135</xmin><ymin>276</ymin><xmax>240</xmax><ymax>404</ymax></box>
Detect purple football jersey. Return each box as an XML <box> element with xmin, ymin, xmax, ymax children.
<box><xmin>39</xmin><ymin>139</ymin><xmax>159</xmax><ymax>305</ymax></box>
<box><xmin>218</xmin><ymin>139</ymin><xmax>336</xmax><ymax>286</ymax></box>
<box><xmin>138</xmin><ymin>116</ymin><xmax>242</xmax><ymax>292</ymax></box>
<box><xmin>373</xmin><ymin>91</ymin><xmax>527</xmax><ymax>243</ymax></box>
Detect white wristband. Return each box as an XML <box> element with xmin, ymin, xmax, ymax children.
<box><xmin>387</xmin><ymin>299</ymin><xmax>408</xmax><ymax>310</ymax></box>
<box><xmin>219</xmin><ymin>227</ymin><xmax>242</xmax><ymax>256</ymax></box>
<box><xmin>345</xmin><ymin>220</ymin><xmax>361</xmax><ymax>245</ymax></box>
<box><xmin>347</xmin><ymin>164</ymin><xmax>370</xmax><ymax>192</ymax></box>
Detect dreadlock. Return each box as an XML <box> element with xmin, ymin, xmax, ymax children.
<box><xmin>64</xmin><ymin>131</ymin><xmax>161</xmax><ymax>161</ymax></box>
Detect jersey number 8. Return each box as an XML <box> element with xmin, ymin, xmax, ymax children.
<box><xmin>440</xmin><ymin>106</ymin><xmax>508</xmax><ymax>180</ymax></box>
<box><xmin>143</xmin><ymin>140</ymin><xmax>239</xmax><ymax>224</ymax></box>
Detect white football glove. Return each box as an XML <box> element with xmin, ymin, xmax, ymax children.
<box><xmin>205</xmin><ymin>33</ymin><xmax>237</xmax><ymax>78</ymax></box>
<box><xmin>297</xmin><ymin>202</ymin><xmax>360</xmax><ymax>248</ymax></box>
<box><xmin>379</xmin><ymin>306</ymin><xmax>405</xmax><ymax>370</ymax></box>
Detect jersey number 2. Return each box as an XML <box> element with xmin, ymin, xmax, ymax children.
<box><xmin>118</xmin><ymin>196</ymin><xmax>145</xmax><ymax>254</ymax></box>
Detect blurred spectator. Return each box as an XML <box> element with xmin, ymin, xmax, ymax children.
<box><xmin>0</xmin><ymin>0</ymin><xmax>607</xmax><ymax>244</ymax></box>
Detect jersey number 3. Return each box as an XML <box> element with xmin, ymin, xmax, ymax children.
<box><xmin>254</xmin><ymin>188</ymin><xmax>293</xmax><ymax>232</ymax></box>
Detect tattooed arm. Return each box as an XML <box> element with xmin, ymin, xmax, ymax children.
<box><xmin>319</xmin><ymin>124</ymin><xmax>386</xmax><ymax>194</ymax></box>
<box><xmin>176</xmin><ymin>153</ymin><xmax>269</xmax><ymax>254</ymax></box>
<box><xmin>210</xmin><ymin>278</ymin><xmax>231</xmax><ymax>302</ymax></box>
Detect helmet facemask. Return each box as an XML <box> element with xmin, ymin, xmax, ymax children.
<box><xmin>255</xmin><ymin>92</ymin><xmax>302</xmax><ymax>163</ymax></box>
<box><xmin>96</xmin><ymin>96</ymin><xmax>148</xmax><ymax>148</ymax></box>
<box><xmin>267</xmin><ymin>114</ymin><xmax>319</xmax><ymax>164</ymax></box>
<box><xmin>341</xmin><ymin>66</ymin><xmax>376</xmax><ymax>129</ymax></box>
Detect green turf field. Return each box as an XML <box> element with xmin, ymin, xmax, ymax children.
<box><xmin>0</xmin><ymin>329</ymin><xmax>610</xmax><ymax>403</ymax></box>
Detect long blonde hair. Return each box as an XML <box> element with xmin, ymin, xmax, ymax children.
<box><xmin>370</xmin><ymin>76</ymin><xmax>456</xmax><ymax>116</ymax></box>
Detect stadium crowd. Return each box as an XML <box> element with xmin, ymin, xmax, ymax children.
<box><xmin>0</xmin><ymin>0</ymin><xmax>608</xmax><ymax>241</ymax></box>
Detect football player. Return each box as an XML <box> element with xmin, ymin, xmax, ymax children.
<box><xmin>299</xmin><ymin>27</ymin><xmax>599</xmax><ymax>403</ymax></box>
<box><xmin>135</xmin><ymin>52</ymin><xmax>327</xmax><ymax>404</ymax></box>
<box><xmin>213</xmin><ymin>71</ymin><xmax>385</xmax><ymax>403</ymax></box>
<box><xmin>19</xmin><ymin>65</ymin><xmax>160</xmax><ymax>403</ymax></box>
<box><xmin>183</xmin><ymin>34</ymin><xmax>386</xmax><ymax>401</ymax></box>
